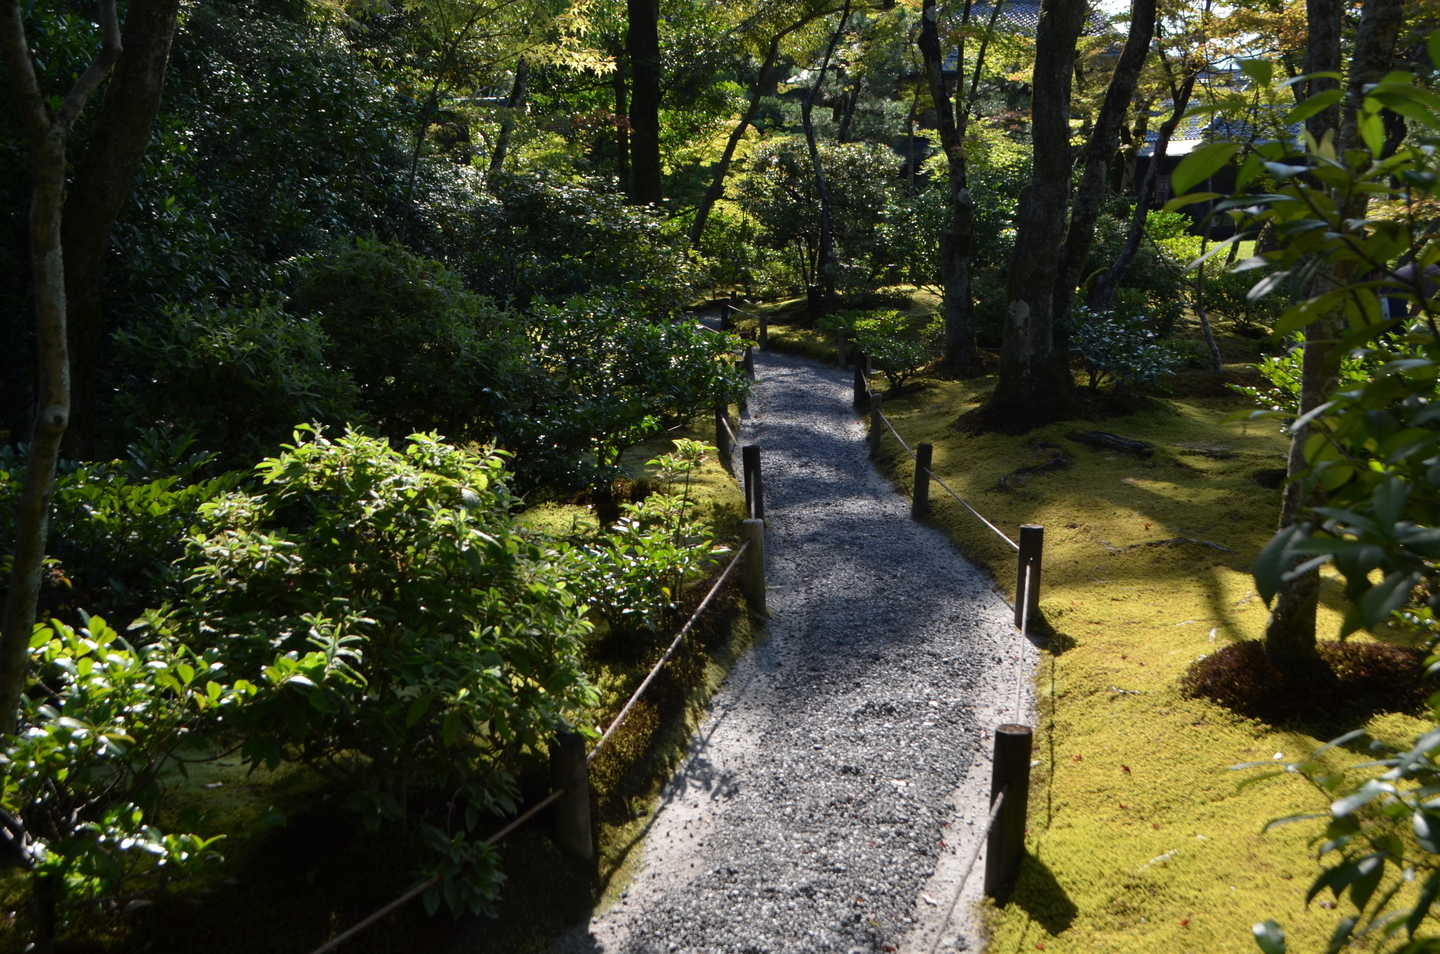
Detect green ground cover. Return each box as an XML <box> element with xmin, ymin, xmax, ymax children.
<box><xmin>758</xmin><ymin>302</ymin><xmax>1428</xmax><ymax>952</ymax></box>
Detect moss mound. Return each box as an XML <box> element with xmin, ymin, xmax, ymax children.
<box><xmin>1182</xmin><ymin>640</ymin><xmax>1434</xmax><ymax>729</ymax></box>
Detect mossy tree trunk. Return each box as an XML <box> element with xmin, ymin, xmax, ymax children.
<box><xmin>983</xmin><ymin>0</ymin><xmax>1086</xmax><ymax>426</ymax></box>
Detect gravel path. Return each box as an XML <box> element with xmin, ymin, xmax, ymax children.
<box><xmin>555</xmin><ymin>351</ymin><xmax>1036</xmax><ymax>954</ymax></box>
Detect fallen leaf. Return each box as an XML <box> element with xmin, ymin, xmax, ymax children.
<box><xmin>1118</xmin><ymin>803</ymin><xmax>1127</xmax><ymax>809</ymax></box>
<box><xmin>1153</xmin><ymin>823</ymin><xmax>1160</xmax><ymax>829</ymax></box>
<box><xmin>1181</xmin><ymin>919</ymin><xmax>1190</xmax><ymax>928</ymax></box>
<box><xmin>1072</xmin><ymin>754</ymin><xmax>1083</xmax><ymax>762</ymax></box>
<box><xmin>1121</xmin><ymin>765</ymin><xmax>1131</xmax><ymax>773</ymax></box>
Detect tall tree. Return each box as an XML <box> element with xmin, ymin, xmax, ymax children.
<box><xmin>982</xmin><ymin>0</ymin><xmax>1087</xmax><ymax>426</ymax></box>
<box><xmin>59</xmin><ymin>0</ymin><xmax>182</xmax><ymax>458</ymax></box>
<box><xmin>487</xmin><ymin>57</ymin><xmax>529</xmax><ymax>177</ymax></box>
<box><xmin>918</xmin><ymin>0</ymin><xmax>1005</xmax><ymax>373</ymax></box>
<box><xmin>627</xmin><ymin>0</ymin><xmax>663</xmax><ymax>204</ymax></box>
<box><xmin>798</xmin><ymin>0</ymin><xmax>852</xmax><ymax>317</ymax></box>
<box><xmin>1263</xmin><ymin>0</ymin><xmax>1404</xmax><ymax>668</ymax></box>
<box><xmin>1052</xmin><ymin>0</ymin><xmax>1155</xmax><ymax>335</ymax></box>
<box><xmin>0</xmin><ymin>0</ymin><xmax>121</xmax><ymax>733</ymax></box>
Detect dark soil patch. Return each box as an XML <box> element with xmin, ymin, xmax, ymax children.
<box><xmin>1182</xmin><ymin>639</ymin><xmax>1435</xmax><ymax>731</ymax></box>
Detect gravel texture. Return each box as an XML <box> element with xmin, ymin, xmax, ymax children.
<box><xmin>554</xmin><ymin>351</ymin><xmax>1036</xmax><ymax>954</ymax></box>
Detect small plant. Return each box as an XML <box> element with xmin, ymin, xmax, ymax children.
<box><xmin>851</xmin><ymin>310</ymin><xmax>929</xmax><ymax>391</ymax></box>
<box><xmin>1071</xmin><ymin>308</ymin><xmax>1182</xmax><ymax>393</ymax></box>
<box><xmin>1228</xmin><ymin>333</ymin><xmax>1376</xmax><ymax>415</ymax></box>
<box><xmin>1</xmin><ymin>616</ymin><xmax>251</xmax><ymax>950</ymax></box>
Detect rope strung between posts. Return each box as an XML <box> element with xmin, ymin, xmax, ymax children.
<box><xmin>587</xmin><ymin>541</ymin><xmax>750</xmax><ymax>766</ymax></box>
<box><xmin>925</xmin><ymin>786</ymin><xmax>1008</xmax><ymax>954</ymax></box>
<box><xmin>718</xmin><ymin>411</ymin><xmax>738</xmax><ymax>447</ymax></box>
<box><xmin>310</xmin><ymin>541</ymin><xmax>751</xmax><ymax>954</ymax></box>
<box><xmin>308</xmin><ymin>787</ymin><xmax>566</xmax><ymax>954</ymax></box>
<box><xmin>863</xmin><ymin>378</ymin><xmax>1019</xmax><ymax>552</ymax></box>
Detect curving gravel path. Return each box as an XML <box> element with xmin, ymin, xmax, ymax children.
<box><xmin>555</xmin><ymin>351</ymin><xmax>1036</xmax><ymax>954</ymax></box>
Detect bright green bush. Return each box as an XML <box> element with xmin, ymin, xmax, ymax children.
<box><xmin>851</xmin><ymin>310</ymin><xmax>929</xmax><ymax>391</ymax></box>
<box><xmin>2</xmin><ymin>615</ymin><xmax>251</xmax><ymax>949</ymax></box>
<box><xmin>164</xmin><ymin>427</ymin><xmax>597</xmax><ymax>915</ymax></box>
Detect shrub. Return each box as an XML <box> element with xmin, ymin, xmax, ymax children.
<box><xmin>164</xmin><ymin>427</ymin><xmax>597</xmax><ymax>916</ymax></box>
<box><xmin>111</xmin><ymin>298</ymin><xmax>361</xmax><ymax>465</ymax></box>
<box><xmin>2</xmin><ymin>616</ymin><xmax>251</xmax><ymax>950</ymax></box>
<box><xmin>1228</xmin><ymin>333</ymin><xmax>1374</xmax><ymax>415</ymax></box>
<box><xmin>0</xmin><ymin>433</ymin><xmax>241</xmax><ymax>624</ymax></box>
<box><xmin>1071</xmin><ymin>308</ymin><xmax>1182</xmax><ymax>392</ymax></box>
<box><xmin>851</xmin><ymin>310</ymin><xmax>929</xmax><ymax>391</ymax></box>
<box><xmin>294</xmin><ymin>238</ymin><xmax>526</xmax><ymax>444</ymax></box>
<box><xmin>462</xmin><ymin>173</ymin><xmax>695</xmax><ymax>314</ymax></box>
<box><xmin>567</xmin><ymin>441</ymin><xmax>722</xmax><ymax>642</ymax></box>
<box><xmin>509</xmin><ymin>295</ymin><xmax>748</xmax><ymax>500</ymax></box>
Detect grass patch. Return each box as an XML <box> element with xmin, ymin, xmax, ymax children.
<box><xmin>869</xmin><ymin>365</ymin><xmax>1430</xmax><ymax>952</ymax></box>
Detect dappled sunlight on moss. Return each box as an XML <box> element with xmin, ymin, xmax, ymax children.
<box><xmin>873</xmin><ymin>372</ymin><xmax>1432</xmax><ymax>952</ymax></box>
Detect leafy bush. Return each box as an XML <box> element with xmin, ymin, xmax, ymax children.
<box><xmin>295</xmin><ymin>238</ymin><xmax>526</xmax><ymax>444</ymax></box>
<box><xmin>165</xmin><ymin>427</ymin><xmax>597</xmax><ymax>916</ymax></box>
<box><xmin>0</xmin><ymin>433</ymin><xmax>241</xmax><ymax>624</ymax></box>
<box><xmin>2</xmin><ymin>616</ymin><xmax>251</xmax><ymax>949</ymax></box>
<box><xmin>1204</xmin><ymin>265</ymin><xmax>1284</xmax><ymax>336</ymax></box>
<box><xmin>510</xmin><ymin>295</ymin><xmax>748</xmax><ymax>500</ymax></box>
<box><xmin>462</xmin><ymin>173</ymin><xmax>695</xmax><ymax>314</ymax></box>
<box><xmin>567</xmin><ymin>441</ymin><xmax>722</xmax><ymax>641</ymax></box>
<box><xmin>851</xmin><ymin>310</ymin><xmax>929</xmax><ymax>391</ymax></box>
<box><xmin>734</xmin><ymin>137</ymin><xmax>903</xmax><ymax>296</ymax></box>
<box><xmin>112</xmin><ymin>299</ymin><xmax>361</xmax><ymax>465</ymax></box>
<box><xmin>1228</xmin><ymin>333</ymin><xmax>1373</xmax><ymax>415</ymax></box>
<box><xmin>1071</xmin><ymin>308</ymin><xmax>1182</xmax><ymax>392</ymax></box>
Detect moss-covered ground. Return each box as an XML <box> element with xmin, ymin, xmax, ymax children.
<box><xmin>5</xmin><ymin>422</ymin><xmax>752</xmax><ymax>953</ymax></box>
<box><xmin>755</xmin><ymin>301</ymin><xmax>1428</xmax><ymax>953</ymax></box>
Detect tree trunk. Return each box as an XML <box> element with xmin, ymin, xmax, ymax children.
<box><xmin>1052</xmin><ymin>0</ymin><xmax>1155</xmax><ymax>337</ymax></box>
<box><xmin>836</xmin><ymin>80</ymin><xmax>860</xmax><ymax>143</ymax></box>
<box><xmin>0</xmin><ymin>0</ymin><xmax>121</xmax><ymax>734</ymax></box>
<box><xmin>1195</xmin><ymin>236</ymin><xmax>1224</xmax><ymax>374</ymax></box>
<box><xmin>487</xmin><ymin>57</ymin><xmax>528</xmax><ymax>178</ymax></box>
<box><xmin>799</xmin><ymin>0</ymin><xmax>852</xmax><ymax>319</ymax></box>
<box><xmin>983</xmin><ymin>0</ymin><xmax>1086</xmax><ymax>426</ymax></box>
<box><xmin>60</xmin><ymin>0</ymin><xmax>181</xmax><ymax>460</ymax></box>
<box><xmin>1265</xmin><ymin>0</ymin><xmax>1403</xmax><ymax>668</ymax></box>
<box><xmin>689</xmin><ymin>38</ymin><xmax>780</xmax><ymax>248</ymax></box>
<box><xmin>919</xmin><ymin>0</ymin><xmax>977</xmax><ymax>372</ymax></box>
<box><xmin>626</xmin><ymin>0</ymin><xmax>662</xmax><ymax>205</ymax></box>
<box><xmin>1087</xmin><ymin>71</ymin><xmax>1196</xmax><ymax>314</ymax></box>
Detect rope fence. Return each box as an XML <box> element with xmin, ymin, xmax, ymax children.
<box><xmin>309</xmin><ymin>530</ymin><xmax>767</xmax><ymax>954</ymax></box>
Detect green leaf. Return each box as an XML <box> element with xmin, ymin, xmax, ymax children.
<box><xmin>1406</xmin><ymin>869</ymin><xmax>1440</xmax><ymax>936</ymax></box>
<box><xmin>406</xmin><ymin>693</ymin><xmax>432</xmax><ymax>728</ymax></box>
<box><xmin>1239</xmin><ymin>58</ymin><xmax>1274</xmax><ymax>87</ymax></box>
<box><xmin>1254</xmin><ymin>919</ymin><xmax>1287</xmax><ymax>954</ymax></box>
<box><xmin>1172</xmin><ymin>143</ymin><xmax>1241</xmax><ymax>197</ymax></box>
<box><xmin>1324</xmin><ymin>917</ymin><xmax>1358</xmax><ymax>954</ymax></box>
<box><xmin>442</xmin><ymin>709</ymin><xmax>461</xmax><ymax>748</ymax></box>
<box><xmin>1286</xmin><ymin>89</ymin><xmax>1344</xmax><ymax>125</ymax></box>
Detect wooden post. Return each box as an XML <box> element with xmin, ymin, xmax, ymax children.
<box><xmin>758</xmin><ymin>308</ymin><xmax>768</xmax><ymax>350</ymax></box>
<box><xmin>550</xmin><ymin>731</ymin><xmax>594</xmax><ymax>864</ymax></box>
<box><xmin>742</xmin><ymin>444</ymin><xmax>764</xmax><ymax>521</ymax></box>
<box><xmin>868</xmin><ymin>393</ymin><xmax>884</xmax><ymax>459</ymax></box>
<box><xmin>715</xmin><ymin>406</ymin><xmax>732</xmax><ymax>466</ymax></box>
<box><xmin>1014</xmin><ymin>524</ymin><xmax>1044</xmax><ymax>632</ymax></box>
<box><xmin>742</xmin><ymin>518</ymin><xmax>767</xmax><ymax>618</ymax></box>
<box><xmin>837</xmin><ymin>328</ymin><xmax>848</xmax><ymax>367</ymax></box>
<box><xmin>722</xmin><ymin>293</ymin><xmax>737</xmax><ymax>331</ymax></box>
<box><xmin>984</xmin><ymin>723</ymin><xmax>1033</xmax><ymax>902</ymax></box>
<box><xmin>853</xmin><ymin>353</ymin><xmax>868</xmax><ymax>407</ymax></box>
<box><xmin>912</xmin><ymin>442</ymin><xmax>932</xmax><ymax>519</ymax></box>
<box><xmin>743</xmin><ymin>345</ymin><xmax>755</xmax><ymax>379</ymax></box>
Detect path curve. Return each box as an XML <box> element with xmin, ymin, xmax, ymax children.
<box><xmin>556</xmin><ymin>351</ymin><xmax>1035</xmax><ymax>954</ymax></box>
